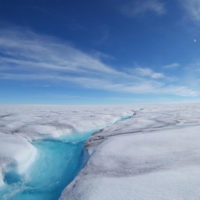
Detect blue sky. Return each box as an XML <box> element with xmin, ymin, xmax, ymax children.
<box><xmin>0</xmin><ymin>0</ymin><xmax>200</xmax><ymax>104</ymax></box>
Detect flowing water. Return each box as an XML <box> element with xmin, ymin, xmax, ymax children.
<box><xmin>0</xmin><ymin>114</ymin><xmax>133</xmax><ymax>200</ymax></box>
<box><xmin>0</xmin><ymin>132</ymin><xmax>92</xmax><ymax>200</ymax></box>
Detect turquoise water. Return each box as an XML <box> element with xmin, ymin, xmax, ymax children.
<box><xmin>0</xmin><ymin>132</ymin><xmax>92</xmax><ymax>200</ymax></box>
<box><xmin>0</xmin><ymin>114</ymin><xmax>133</xmax><ymax>200</ymax></box>
<box><xmin>116</xmin><ymin>114</ymin><xmax>134</xmax><ymax>122</ymax></box>
<box><xmin>118</xmin><ymin>115</ymin><xmax>132</xmax><ymax>121</ymax></box>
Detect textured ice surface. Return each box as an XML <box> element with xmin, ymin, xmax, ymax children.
<box><xmin>2</xmin><ymin>104</ymin><xmax>200</xmax><ymax>200</ymax></box>
<box><xmin>60</xmin><ymin>103</ymin><xmax>200</xmax><ymax>200</ymax></box>
<box><xmin>0</xmin><ymin>105</ymin><xmax>133</xmax><ymax>192</ymax></box>
<box><xmin>2</xmin><ymin>137</ymin><xmax>86</xmax><ymax>200</ymax></box>
<box><xmin>0</xmin><ymin>105</ymin><xmax>133</xmax><ymax>140</ymax></box>
<box><xmin>0</xmin><ymin>133</ymin><xmax>37</xmax><ymax>187</ymax></box>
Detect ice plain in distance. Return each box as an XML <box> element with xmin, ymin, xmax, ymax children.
<box><xmin>60</xmin><ymin>103</ymin><xmax>200</xmax><ymax>200</ymax></box>
<box><xmin>0</xmin><ymin>105</ymin><xmax>133</xmax><ymax>187</ymax></box>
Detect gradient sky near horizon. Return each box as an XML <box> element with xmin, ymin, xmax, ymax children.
<box><xmin>0</xmin><ymin>0</ymin><xmax>200</xmax><ymax>104</ymax></box>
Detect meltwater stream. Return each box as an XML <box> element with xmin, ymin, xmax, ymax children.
<box><xmin>0</xmin><ymin>131</ymin><xmax>92</xmax><ymax>200</ymax></box>
<box><xmin>0</xmin><ymin>114</ymin><xmax>133</xmax><ymax>200</ymax></box>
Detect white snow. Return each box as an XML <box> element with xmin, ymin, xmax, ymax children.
<box><xmin>0</xmin><ymin>171</ymin><xmax>4</xmax><ymax>187</ymax></box>
<box><xmin>2</xmin><ymin>103</ymin><xmax>200</xmax><ymax>199</ymax></box>
<box><xmin>0</xmin><ymin>132</ymin><xmax>37</xmax><ymax>186</ymax></box>
<box><xmin>60</xmin><ymin>103</ymin><xmax>200</xmax><ymax>200</ymax></box>
<box><xmin>64</xmin><ymin>166</ymin><xmax>200</xmax><ymax>200</ymax></box>
<box><xmin>0</xmin><ymin>105</ymin><xmax>133</xmax><ymax>187</ymax></box>
<box><xmin>0</xmin><ymin>105</ymin><xmax>133</xmax><ymax>140</ymax></box>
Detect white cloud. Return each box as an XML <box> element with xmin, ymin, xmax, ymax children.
<box><xmin>121</xmin><ymin>0</ymin><xmax>166</xmax><ymax>17</ymax></box>
<box><xmin>0</xmin><ymin>28</ymin><xmax>197</xmax><ymax>97</ymax></box>
<box><xmin>136</xmin><ymin>67</ymin><xmax>164</xmax><ymax>79</ymax></box>
<box><xmin>163</xmin><ymin>63</ymin><xmax>180</xmax><ymax>69</ymax></box>
<box><xmin>180</xmin><ymin>0</ymin><xmax>200</xmax><ymax>22</ymax></box>
<box><xmin>163</xmin><ymin>86</ymin><xmax>198</xmax><ymax>97</ymax></box>
<box><xmin>0</xmin><ymin>30</ymin><xmax>120</xmax><ymax>76</ymax></box>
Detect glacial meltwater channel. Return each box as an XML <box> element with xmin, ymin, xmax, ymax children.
<box><xmin>0</xmin><ymin>114</ymin><xmax>133</xmax><ymax>200</ymax></box>
<box><xmin>0</xmin><ymin>131</ymin><xmax>93</xmax><ymax>200</ymax></box>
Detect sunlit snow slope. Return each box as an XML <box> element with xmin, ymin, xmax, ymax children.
<box><xmin>60</xmin><ymin>103</ymin><xmax>200</xmax><ymax>200</ymax></box>
<box><xmin>0</xmin><ymin>105</ymin><xmax>133</xmax><ymax>200</ymax></box>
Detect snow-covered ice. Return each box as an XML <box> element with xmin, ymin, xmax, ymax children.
<box><xmin>2</xmin><ymin>104</ymin><xmax>200</xmax><ymax>200</ymax></box>
<box><xmin>0</xmin><ymin>105</ymin><xmax>133</xmax><ymax>191</ymax></box>
<box><xmin>0</xmin><ymin>105</ymin><xmax>133</xmax><ymax>140</ymax></box>
<box><xmin>60</xmin><ymin>103</ymin><xmax>200</xmax><ymax>200</ymax></box>
<box><xmin>0</xmin><ymin>132</ymin><xmax>37</xmax><ymax>187</ymax></box>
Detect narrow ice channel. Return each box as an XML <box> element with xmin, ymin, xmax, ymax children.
<box><xmin>0</xmin><ymin>114</ymin><xmax>133</xmax><ymax>200</ymax></box>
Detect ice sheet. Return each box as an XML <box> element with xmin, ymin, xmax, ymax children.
<box><xmin>2</xmin><ymin>104</ymin><xmax>200</xmax><ymax>199</ymax></box>
<box><xmin>60</xmin><ymin>103</ymin><xmax>200</xmax><ymax>200</ymax></box>
<box><xmin>0</xmin><ymin>105</ymin><xmax>133</xmax><ymax>188</ymax></box>
<box><xmin>0</xmin><ymin>132</ymin><xmax>37</xmax><ymax>187</ymax></box>
<box><xmin>0</xmin><ymin>105</ymin><xmax>133</xmax><ymax>140</ymax></box>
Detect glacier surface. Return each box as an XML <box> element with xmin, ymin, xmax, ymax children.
<box><xmin>60</xmin><ymin>103</ymin><xmax>200</xmax><ymax>200</ymax></box>
<box><xmin>1</xmin><ymin>104</ymin><xmax>200</xmax><ymax>200</ymax></box>
<box><xmin>0</xmin><ymin>105</ymin><xmax>133</xmax><ymax>199</ymax></box>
